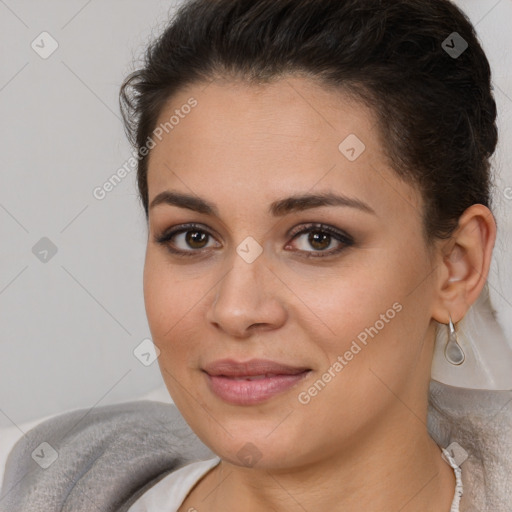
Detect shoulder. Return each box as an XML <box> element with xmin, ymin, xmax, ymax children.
<box><xmin>429</xmin><ymin>382</ymin><xmax>512</xmax><ymax>511</ymax></box>
<box><xmin>0</xmin><ymin>400</ymin><xmax>214</xmax><ymax>512</ymax></box>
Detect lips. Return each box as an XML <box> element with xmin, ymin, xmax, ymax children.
<box><xmin>203</xmin><ymin>358</ymin><xmax>310</xmax><ymax>377</ymax></box>
<box><xmin>203</xmin><ymin>359</ymin><xmax>311</xmax><ymax>405</ymax></box>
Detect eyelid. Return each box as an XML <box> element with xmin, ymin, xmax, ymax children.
<box><xmin>155</xmin><ymin>222</ymin><xmax>219</xmax><ymax>242</ymax></box>
<box><xmin>287</xmin><ymin>222</ymin><xmax>352</xmax><ymax>242</ymax></box>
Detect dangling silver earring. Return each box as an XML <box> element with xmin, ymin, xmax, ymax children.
<box><xmin>445</xmin><ymin>314</ymin><xmax>465</xmax><ymax>365</ymax></box>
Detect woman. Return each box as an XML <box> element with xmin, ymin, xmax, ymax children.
<box><xmin>1</xmin><ymin>0</ymin><xmax>511</xmax><ymax>511</ymax></box>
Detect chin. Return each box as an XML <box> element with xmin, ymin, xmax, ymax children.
<box><xmin>188</xmin><ymin>411</ymin><xmax>311</xmax><ymax>467</ymax></box>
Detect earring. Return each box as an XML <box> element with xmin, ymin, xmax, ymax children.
<box><xmin>445</xmin><ymin>314</ymin><xmax>465</xmax><ymax>366</ymax></box>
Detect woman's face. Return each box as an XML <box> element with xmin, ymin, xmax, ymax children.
<box><xmin>143</xmin><ymin>76</ymin><xmax>440</xmax><ymax>469</ymax></box>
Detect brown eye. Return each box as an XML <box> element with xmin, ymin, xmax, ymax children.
<box><xmin>155</xmin><ymin>222</ymin><xmax>353</xmax><ymax>259</ymax></box>
<box><xmin>286</xmin><ymin>223</ymin><xmax>354</xmax><ymax>258</ymax></box>
<box><xmin>185</xmin><ymin>230</ymin><xmax>209</xmax><ymax>249</ymax></box>
<box><xmin>307</xmin><ymin>231</ymin><xmax>332</xmax><ymax>251</ymax></box>
<box><xmin>155</xmin><ymin>223</ymin><xmax>221</xmax><ymax>257</ymax></box>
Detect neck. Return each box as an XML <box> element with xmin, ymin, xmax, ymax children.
<box><xmin>188</xmin><ymin>411</ymin><xmax>456</xmax><ymax>512</ymax></box>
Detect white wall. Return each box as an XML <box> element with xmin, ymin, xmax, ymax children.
<box><xmin>1</xmin><ymin>0</ymin><xmax>511</xmax><ymax>431</ymax></box>
<box><xmin>0</xmin><ymin>0</ymin><xmax>182</xmax><ymax>430</ymax></box>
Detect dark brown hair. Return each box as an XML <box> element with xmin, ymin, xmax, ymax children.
<box><xmin>119</xmin><ymin>0</ymin><xmax>498</xmax><ymax>242</ymax></box>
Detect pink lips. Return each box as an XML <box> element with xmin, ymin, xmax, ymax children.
<box><xmin>203</xmin><ymin>359</ymin><xmax>311</xmax><ymax>405</ymax></box>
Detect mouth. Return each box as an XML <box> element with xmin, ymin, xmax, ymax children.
<box><xmin>202</xmin><ymin>359</ymin><xmax>311</xmax><ymax>405</ymax></box>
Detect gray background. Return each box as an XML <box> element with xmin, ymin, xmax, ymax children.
<box><xmin>1</xmin><ymin>0</ymin><xmax>511</xmax><ymax>430</ymax></box>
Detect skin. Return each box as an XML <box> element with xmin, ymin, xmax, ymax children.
<box><xmin>142</xmin><ymin>76</ymin><xmax>496</xmax><ymax>512</ymax></box>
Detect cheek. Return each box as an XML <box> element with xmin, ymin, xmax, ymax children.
<box><xmin>295</xmin><ymin>242</ymin><xmax>426</xmax><ymax>375</ymax></box>
<box><xmin>283</xmin><ymin>256</ymin><xmax>403</xmax><ymax>345</ymax></box>
<box><xmin>143</xmin><ymin>253</ymin><xmax>201</xmax><ymax>405</ymax></box>
<box><xmin>322</xmin><ymin>255</ymin><xmax>431</xmax><ymax>395</ymax></box>
<box><xmin>143</xmin><ymin>249</ymin><xmax>216</xmax><ymax>377</ymax></box>
<box><xmin>143</xmin><ymin>251</ymin><xmax>192</xmax><ymax>347</ymax></box>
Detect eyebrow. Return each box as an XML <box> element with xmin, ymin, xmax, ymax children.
<box><xmin>149</xmin><ymin>190</ymin><xmax>376</xmax><ymax>217</ymax></box>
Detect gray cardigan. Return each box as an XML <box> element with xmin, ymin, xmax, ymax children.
<box><xmin>1</xmin><ymin>382</ymin><xmax>511</xmax><ymax>511</ymax></box>
<box><xmin>0</xmin><ymin>400</ymin><xmax>214</xmax><ymax>512</ymax></box>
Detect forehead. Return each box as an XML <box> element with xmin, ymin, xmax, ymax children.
<box><xmin>150</xmin><ymin>75</ymin><xmax>378</xmax><ymax>163</ymax></box>
<box><xmin>146</xmin><ymin>76</ymin><xmax>422</xmax><ymax>220</ymax></box>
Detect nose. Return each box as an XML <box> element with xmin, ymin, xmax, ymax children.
<box><xmin>206</xmin><ymin>249</ymin><xmax>287</xmax><ymax>338</ymax></box>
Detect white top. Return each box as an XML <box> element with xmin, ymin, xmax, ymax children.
<box><xmin>127</xmin><ymin>456</ymin><xmax>221</xmax><ymax>512</ymax></box>
<box><xmin>128</xmin><ymin>449</ymin><xmax>463</xmax><ymax>511</ymax></box>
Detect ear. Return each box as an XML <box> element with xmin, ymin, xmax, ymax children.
<box><xmin>431</xmin><ymin>204</ymin><xmax>496</xmax><ymax>324</ymax></box>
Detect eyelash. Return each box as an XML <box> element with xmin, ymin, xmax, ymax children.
<box><xmin>154</xmin><ymin>222</ymin><xmax>354</xmax><ymax>259</ymax></box>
